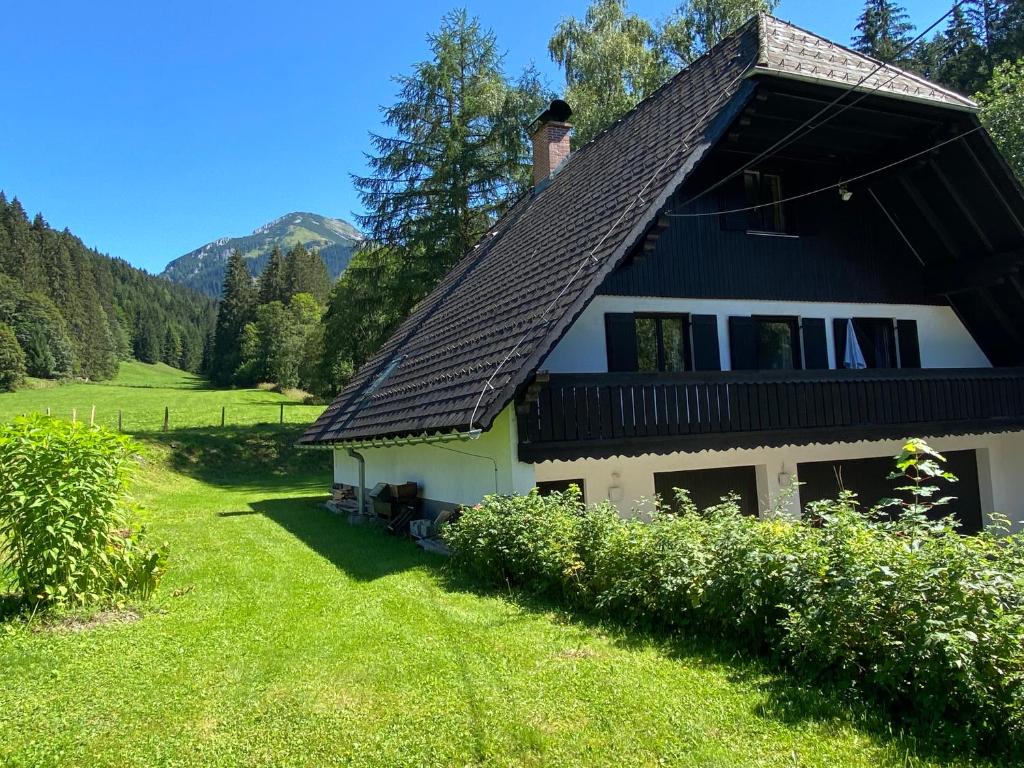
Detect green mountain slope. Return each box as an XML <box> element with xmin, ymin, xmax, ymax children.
<box><xmin>161</xmin><ymin>212</ymin><xmax>363</xmax><ymax>296</ymax></box>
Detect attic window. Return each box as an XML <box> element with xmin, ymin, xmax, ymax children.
<box><xmin>744</xmin><ymin>171</ymin><xmax>786</xmax><ymax>234</ymax></box>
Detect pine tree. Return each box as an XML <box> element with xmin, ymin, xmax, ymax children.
<box><xmin>210</xmin><ymin>249</ymin><xmax>256</xmax><ymax>385</ymax></box>
<box><xmin>353</xmin><ymin>10</ymin><xmax>548</xmax><ymax>307</ymax></box>
<box><xmin>853</xmin><ymin>0</ymin><xmax>915</xmax><ymax>63</ymax></box>
<box><xmin>258</xmin><ymin>246</ymin><xmax>288</xmax><ymax>304</ymax></box>
<box><xmin>283</xmin><ymin>244</ymin><xmax>330</xmax><ymax>304</ymax></box>
<box><xmin>935</xmin><ymin>4</ymin><xmax>988</xmax><ymax>93</ymax></box>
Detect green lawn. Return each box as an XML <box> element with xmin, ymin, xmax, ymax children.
<box><xmin>0</xmin><ymin>369</ymin><xmax>1008</xmax><ymax>766</ymax></box>
<box><xmin>3</xmin><ymin>361</ymin><xmax>324</xmax><ymax>432</ymax></box>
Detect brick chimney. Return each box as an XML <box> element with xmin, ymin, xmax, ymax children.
<box><xmin>530</xmin><ymin>99</ymin><xmax>573</xmax><ymax>187</ymax></box>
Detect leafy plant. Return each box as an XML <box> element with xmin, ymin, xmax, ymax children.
<box><xmin>446</xmin><ymin>441</ymin><xmax>1024</xmax><ymax>749</ymax></box>
<box><xmin>0</xmin><ymin>414</ymin><xmax>167</xmax><ymax>607</ymax></box>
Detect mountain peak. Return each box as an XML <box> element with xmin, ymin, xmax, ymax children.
<box><xmin>160</xmin><ymin>212</ymin><xmax>362</xmax><ymax>296</ymax></box>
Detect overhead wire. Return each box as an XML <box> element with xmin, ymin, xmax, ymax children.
<box><xmin>672</xmin><ymin>0</ymin><xmax>969</xmax><ymax>213</ymax></box>
<box><xmin>466</xmin><ymin>57</ymin><xmax>760</xmax><ymax>433</ymax></box>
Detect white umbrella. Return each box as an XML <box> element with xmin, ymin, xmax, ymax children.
<box><xmin>843</xmin><ymin>319</ymin><xmax>867</xmax><ymax>369</ymax></box>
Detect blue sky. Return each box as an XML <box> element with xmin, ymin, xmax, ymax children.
<box><xmin>3</xmin><ymin>0</ymin><xmax>948</xmax><ymax>273</ymax></box>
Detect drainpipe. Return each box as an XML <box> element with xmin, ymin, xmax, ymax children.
<box><xmin>347</xmin><ymin>448</ymin><xmax>366</xmax><ymax>516</ymax></box>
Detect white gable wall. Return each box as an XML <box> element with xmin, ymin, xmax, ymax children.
<box><xmin>332</xmin><ymin>406</ymin><xmax>535</xmax><ymax>511</ymax></box>
<box><xmin>542</xmin><ymin>296</ymin><xmax>990</xmax><ymax>373</ymax></box>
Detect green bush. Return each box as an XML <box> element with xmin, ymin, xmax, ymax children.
<box><xmin>446</xmin><ymin>443</ymin><xmax>1024</xmax><ymax>748</ymax></box>
<box><xmin>0</xmin><ymin>414</ymin><xmax>167</xmax><ymax>607</ymax></box>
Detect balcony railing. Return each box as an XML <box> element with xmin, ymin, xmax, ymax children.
<box><xmin>516</xmin><ymin>368</ymin><xmax>1024</xmax><ymax>461</ymax></box>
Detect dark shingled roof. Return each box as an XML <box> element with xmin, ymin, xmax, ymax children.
<box><xmin>301</xmin><ymin>15</ymin><xmax>977</xmax><ymax>446</ymax></box>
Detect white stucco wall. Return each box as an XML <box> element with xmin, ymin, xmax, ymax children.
<box><xmin>332</xmin><ymin>406</ymin><xmax>535</xmax><ymax>507</ymax></box>
<box><xmin>541</xmin><ymin>296</ymin><xmax>991</xmax><ymax>373</ymax></box>
<box><xmin>533</xmin><ymin>430</ymin><xmax>1024</xmax><ymax>530</ymax></box>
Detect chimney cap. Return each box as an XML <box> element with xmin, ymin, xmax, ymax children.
<box><xmin>530</xmin><ymin>99</ymin><xmax>572</xmax><ymax>132</ymax></box>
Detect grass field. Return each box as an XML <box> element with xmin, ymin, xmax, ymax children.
<box><xmin>0</xmin><ymin>366</ymin><xmax>1009</xmax><ymax>767</ymax></box>
<box><xmin>3</xmin><ymin>361</ymin><xmax>324</xmax><ymax>432</ymax></box>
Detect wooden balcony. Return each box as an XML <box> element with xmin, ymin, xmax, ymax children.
<box><xmin>516</xmin><ymin>368</ymin><xmax>1024</xmax><ymax>461</ymax></box>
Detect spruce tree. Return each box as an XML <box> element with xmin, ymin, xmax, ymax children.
<box><xmin>283</xmin><ymin>244</ymin><xmax>330</xmax><ymax>304</ymax></box>
<box><xmin>258</xmin><ymin>246</ymin><xmax>288</xmax><ymax>304</ymax></box>
<box><xmin>210</xmin><ymin>249</ymin><xmax>256</xmax><ymax>385</ymax></box>
<box><xmin>853</xmin><ymin>0</ymin><xmax>915</xmax><ymax>63</ymax></box>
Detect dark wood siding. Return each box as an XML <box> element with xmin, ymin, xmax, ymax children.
<box><xmin>599</xmin><ymin>152</ymin><xmax>940</xmax><ymax>305</ymax></box>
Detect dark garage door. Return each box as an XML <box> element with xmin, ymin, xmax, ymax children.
<box><xmin>654</xmin><ymin>466</ymin><xmax>759</xmax><ymax>516</ymax></box>
<box><xmin>797</xmin><ymin>450</ymin><xmax>983</xmax><ymax>533</ymax></box>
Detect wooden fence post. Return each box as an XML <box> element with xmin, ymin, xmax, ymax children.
<box><xmin>46</xmin><ymin>407</ymin><xmax>51</xmax><ymax>417</ymax></box>
<box><xmin>280</xmin><ymin>403</ymin><xmax>284</xmax><ymax>424</ymax></box>
<box><xmin>71</xmin><ymin>408</ymin><xmax>76</xmax><ymax>424</ymax></box>
<box><xmin>118</xmin><ymin>410</ymin><xmax>123</xmax><ymax>433</ymax></box>
<box><xmin>221</xmin><ymin>406</ymin><xmax>226</xmax><ymax>427</ymax></box>
<box><xmin>89</xmin><ymin>405</ymin><xmax>95</xmax><ymax>427</ymax></box>
<box><xmin>163</xmin><ymin>406</ymin><xmax>169</xmax><ymax>433</ymax></box>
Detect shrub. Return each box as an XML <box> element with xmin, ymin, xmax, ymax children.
<box><xmin>0</xmin><ymin>322</ymin><xmax>26</xmax><ymax>391</ymax></box>
<box><xmin>445</xmin><ymin>442</ymin><xmax>1024</xmax><ymax>748</ymax></box>
<box><xmin>0</xmin><ymin>414</ymin><xmax>167</xmax><ymax>607</ymax></box>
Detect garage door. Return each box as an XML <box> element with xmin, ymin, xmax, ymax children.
<box><xmin>654</xmin><ymin>466</ymin><xmax>759</xmax><ymax>516</ymax></box>
<box><xmin>797</xmin><ymin>450</ymin><xmax>983</xmax><ymax>533</ymax></box>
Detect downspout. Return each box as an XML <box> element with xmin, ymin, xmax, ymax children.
<box><xmin>347</xmin><ymin>448</ymin><xmax>366</xmax><ymax>516</ymax></box>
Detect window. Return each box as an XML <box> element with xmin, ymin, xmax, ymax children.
<box><xmin>756</xmin><ymin>316</ymin><xmax>800</xmax><ymax>369</ymax></box>
<box><xmin>744</xmin><ymin>170</ymin><xmax>786</xmax><ymax>233</ymax></box>
<box><xmin>834</xmin><ymin>318</ymin><xmax>920</xmax><ymax>370</ymax></box>
<box><xmin>635</xmin><ymin>314</ymin><xmax>688</xmax><ymax>372</ymax></box>
<box><xmin>536</xmin><ymin>479</ymin><xmax>585</xmax><ymax>502</ymax></box>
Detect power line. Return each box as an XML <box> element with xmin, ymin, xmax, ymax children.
<box><xmin>466</xmin><ymin>58</ymin><xmax>759</xmax><ymax>433</ymax></box>
<box><xmin>673</xmin><ymin>1</ymin><xmax>969</xmax><ymax>213</ymax></box>
<box><xmin>666</xmin><ymin>125</ymin><xmax>981</xmax><ymax>219</ymax></box>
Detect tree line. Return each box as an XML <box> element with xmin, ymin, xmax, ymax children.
<box><xmin>297</xmin><ymin>1</ymin><xmax>1024</xmax><ymax>402</ymax></box>
<box><xmin>207</xmin><ymin>244</ymin><xmax>330</xmax><ymax>390</ymax></box>
<box><xmin>0</xmin><ymin>193</ymin><xmax>216</xmax><ymax>391</ymax></box>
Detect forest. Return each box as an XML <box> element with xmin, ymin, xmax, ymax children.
<box><xmin>2</xmin><ymin>0</ymin><xmax>1022</xmax><ymax>397</ymax></box>
<box><xmin>0</xmin><ymin>193</ymin><xmax>216</xmax><ymax>389</ymax></box>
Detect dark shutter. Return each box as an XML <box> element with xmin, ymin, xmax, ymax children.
<box><xmin>801</xmin><ymin>318</ymin><xmax>829</xmax><ymax>369</ymax></box>
<box><xmin>833</xmin><ymin>318</ymin><xmax>849</xmax><ymax>368</ymax></box>
<box><xmin>690</xmin><ymin>314</ymin><xmax>721</xmax><ymax>371</ymax></box>
<box><xmin>728</xmin><ymin>316</ymin><xmax>757</xmax><ymax>370</ymax></box>
<box><xmin>897</xmin><ymin>319</ymin><xmax>921</xmax><ymax>368</ymax></box>
<box><xmin>605</xmin><ymin>313</ymin><xmax>637</xmax><ymax>372</ymax></box>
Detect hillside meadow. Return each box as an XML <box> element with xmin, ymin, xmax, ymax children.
<box><xmin>0</xmin><ymin>363</ymin><xmax>1015</xmax><ymax>767</ymax></box>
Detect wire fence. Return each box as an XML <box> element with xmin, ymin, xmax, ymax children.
<box><xmin>20</xmin><ymin>403</ymin><xmax>326</xmax><ymax>433</ymax></box>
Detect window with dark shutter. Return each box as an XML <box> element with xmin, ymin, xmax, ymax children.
<box><xmin>635</xmin><ymin>314</ymin><xmax>690</xmax><ymax>372</ymax></box>
<box><xmin>801</xmin><ymin>318</ymin><xmax>829</xmax><ymax>369</ymax></box>
<box><xmin>897</xmin><ymin>320</ymin><xmax>921</xmax><ymax>368</ymax></box>
<box><xmin>730</xmin><ymin>316</ymin><xmax>801</xmax><ymax>370</ymax></box>
<box><xmin>605</xmin><ymin>314</ymin><xmax>637</xmax><ymax>372</ymax></box>
<box><xmin>690</xmin><ymin>314</ymin><xmax>721</xmax><ymax>371</ymax></box>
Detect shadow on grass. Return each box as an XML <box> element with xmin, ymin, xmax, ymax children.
<box><xmin>250</xmin><ymin>493</ymin><xmax>1013</xmax><ymax>764</ymax></box>
<box><xmin>249</xmin><ymin>495</ymin><xmax>441</xmax><ymax>582</ymax></box>
<box><xmin>135</xmin><ymin>424</ymin><xmax>331</xmax><ymax>490</ymax></box>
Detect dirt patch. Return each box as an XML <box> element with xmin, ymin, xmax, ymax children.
<box><xmin>45</xmin><ymin>608</ymin><xmax>142</xmax><ymax>633</ymax></box>
<box><xmin>553</xmin><ymin>646</ymin><xmax>599</xmax><ymax>661</ymax></box>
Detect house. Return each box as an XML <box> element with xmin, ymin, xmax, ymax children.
<box><xmin>302</xmin><ymin>15</ymin><xmax>1024</xmax><ymax>532</ymax></box>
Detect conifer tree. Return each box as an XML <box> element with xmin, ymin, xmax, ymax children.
<box><xmin>0</xmin><ymin>322</ymin><xmax>26</xmax><ymax>391</ymax></box>
<box><xmin>853</xmin><ymin>0</ymin><xmax>915</xmax><ymax>63</ymax></box>
<box><xmin>354</xmin><ymin>10</ymin><xmax>548</xmax><ymax>306</ymax></box>
<box><xmin>282</xmin><ymin>244</ymin><xmax>331</xmax><ymax>304</ymax></box>
<box><xmin>210</xmin><ymin>249</ymin><xmax>256</xmax><ymax>385</ymax></box>
<box><xmin>258</xmin><ymin>246</ymin><xmax>288</xmax><ymax>304</ymax></box>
